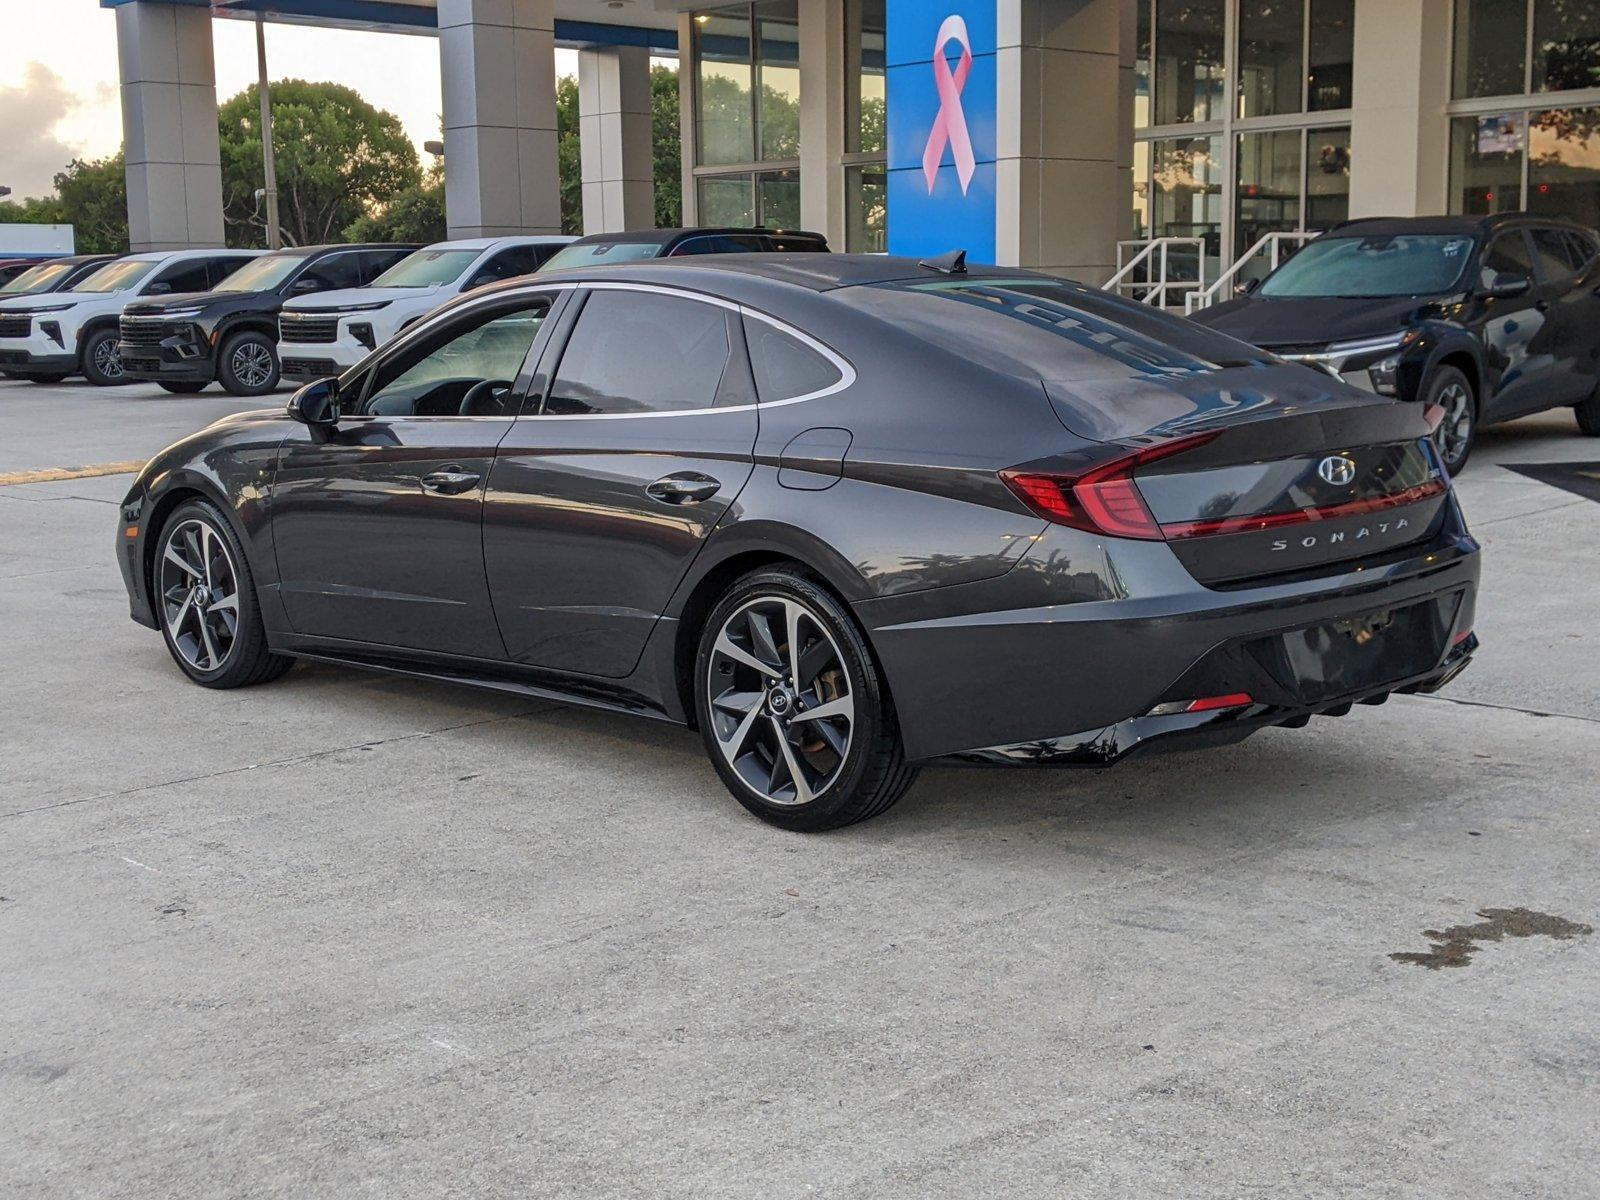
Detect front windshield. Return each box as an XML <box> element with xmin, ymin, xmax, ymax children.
<box><xmin>70</xmin><ymin>259</ymin><xmax>159</xmax><ymax>294</ymax></box>
<box><xmin>215</xmin><ymin>253</ymin><xmax>307</xmax><ymax>293</ymax></box>
<box><xmin>542</xmin><ymin>242</ymin><xmax>665</xmax><ymax>271</ymax></box>
<box><xmin>1257</xmin><ymin>234</ymin><xmax>1475</xmax><ymax>299</ymax></box>
<box><xmin>0</xmin><ymin>262</ymin><xmax>74</xmax><ymax>295</ymax></box>
<box><xmin>372</xmin><ymin>249</ymin><xmax>480</xmax><ymax>287</ymax></box>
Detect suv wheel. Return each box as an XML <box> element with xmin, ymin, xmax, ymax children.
<box><xmin>217</xmin><ymin>331</ymin><xmax>280</xmax><ymax>396</ymax></box>
<box><xmin>1427</xmin><ymin>366</ymin><xmax>1477</xmax><ymax>474</ymax></box>
<box><xmin>155</xmin><ymin>499</ymin><xmax>293</xmax><ymax>689</ymax></box>
<box><xmin>81</xmin><ymin>328</ymin><xmax>126</xmax><ymax>386</ymax></box>
<box><xmin>694</xmin><ymin>567</ymin><xmax>918</xmax><ymax>831</ymax></box>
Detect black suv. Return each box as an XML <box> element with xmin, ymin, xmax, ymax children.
<box><xmin>1191</xmin><ymin>213</ymin><xmax>1600</xmax><ymax>472</ymax></box>
<box><xmin>541</xmin><ymin>227</ymin><xmax>829</xmax><ymax>272</ymax></box>
<box><xmin>119</xmin><ymin>243</ymin><xmax>417</xmax><ymax>396</ymax></box>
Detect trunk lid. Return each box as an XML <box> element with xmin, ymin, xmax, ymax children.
<box><xmin>1042</xmin><ymin>364</ymin><xmax>1449</xmax><ymax>586</ymax></box>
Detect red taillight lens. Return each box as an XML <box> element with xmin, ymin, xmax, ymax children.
<box><xmin>1001</xmin><ymin>431</ymin><xmax>1221</xmax><ymax>541</ymax></box>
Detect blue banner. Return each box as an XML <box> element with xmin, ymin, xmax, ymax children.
<box><xmin>886</xmin><ymin>2</ymin><xmax>998</xmax><ymax>264</ymax></box>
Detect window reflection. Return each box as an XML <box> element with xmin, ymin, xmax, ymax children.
<box><xmin>696</xmin><ymin>12</ymin><xmax>754</xmax><ymax>165</ymax></box>
<box><xmin>1452</xmin><ymin>0</ymin><xmax>1528</xmax><ymax>99</ymax></box>
<box><xmin>1238</xmin><ymin>0</ymin><xmax>1304</xmax><ymax>119</ymax></box>
<box><xmin>1154</xmin><ymin>0</ymin><xmax>1226</xmax><ymax>125</ymax></box>
<box><xmin>1534</xmin><ymin>0</ymin><xmax>1600</xmax><ymax>93</ymax></box>
<box><xmin>1450</xmin><ymin>113</ymin><xmax>1525</xmax><ymax>213</ymax></box>
<box><xmin>1530</xmin><ymin>106</ymin><xmax>1600</xmax><ymax>228</ymax></box>
<box><xmin>1236</xmin><ymin>129</ymin><xmax>1302</xmax><ymax>281</ymax></box>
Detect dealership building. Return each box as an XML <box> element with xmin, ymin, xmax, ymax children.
<box><xmin>104</xmin><ymin>0</ymin><xmax>1600</xmax><ymax>295</ymax></box>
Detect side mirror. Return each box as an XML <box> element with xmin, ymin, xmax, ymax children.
<box><xmin>1485</xmin><ymin>271</ymin><xmax>1531</xmax><ymax>299</ymax></box>
<box><xmin>287</xmin><ymin>377</ymin><xmax>339</xmax><ymax>427</ymax></box>
<box><xmin>1235</xmin><ymin>277</ymin><xmax>1261</xmax><ymax>297</ymax></box>
<box><xmin>146</xmin><ymin>281</ymin><xmax>172</xmax><ymax>295</ymax></box>
<box><xmin>464</xmin><ymin>273</ymin><xmax>495</xmax><ymax>292</ymax></box>
<box><xmin>290</xmin><ymin>276</ymin><xmax>321</xmax><ymax>294</ymax></box>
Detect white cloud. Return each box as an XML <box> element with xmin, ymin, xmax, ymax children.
<box><xmin>0</xmin><ymin>62</ymin><xmax>97</xmax><ymax>201</ymax></box>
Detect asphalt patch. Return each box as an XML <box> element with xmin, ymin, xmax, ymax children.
<box><xmin>1390</xmin><ymin>907</ymin><xmax>1592</xmax><ymax>969</ymax></box>
<box><xmin>1503</xmin><ymin>461</ymin><xmax>1600</xmax><ymax>504</ymax></box>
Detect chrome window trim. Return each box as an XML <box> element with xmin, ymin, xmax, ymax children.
<box><xmin>521</xmin><ymin>279</ymin><xmax>857</xmax><ymax>421</ymax></box>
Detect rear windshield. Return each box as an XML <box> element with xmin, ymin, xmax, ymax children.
<box><xmin>0</xmin><ymin>261</ymin><xmax>74</xmax><ymax>295</ymax></box>
<box><xmin>543</xmin><ymin>242</ymin><xmax>666</xmax><ymax>271</ymax></box>
<box><xmin>372</xmin><ymin>249</ymin><xmax>480</xmax><ymax>288</ymax></box>
<box><xmin>1258</xmin><ymin>234</ymin><xmax>1475</xmax><ymax>299</ymax></box>
<box><xmin>849</xmin><ymin>277</ymin><xmax>1268</xmax><ymax>382</ymax></box>
<box><xmin>70</xmin><ymin>260</ymin><xmax>158</xmax><ymax>293</ymax></box>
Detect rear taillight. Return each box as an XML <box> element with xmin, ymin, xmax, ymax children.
<box><xmin>1000</xmin><ymin>431</ymin><xmax>1222</xmax><ymax>541</ymax></box>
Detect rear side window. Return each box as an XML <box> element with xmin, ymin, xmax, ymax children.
<box><xmin>744</xmin><ymin>317</ymin><xmax>842</xmax><ymax>401</ymax></box>
<box><xmin>1560</xmin><ymin>230</ymin><xmax>1598</xmax><ymax>269</ymax></box>
<box><xmin>1480</xmin><ymin>232</ymin><xmax>1534</xmax><ymax>287</ymax></box>
<box><xmin>300</xmin><ymin>252</ymin><xmax>365</xmax><ymax>292</ymax></box>
<box><xmin>544</xmin><ymin>290</ymin><xmax>730</xmax><ymax>415</ymax></box>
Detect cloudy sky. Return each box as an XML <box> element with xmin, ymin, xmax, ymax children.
<box><xmin>0</xmin><ymin>0</ymin><xmax>586</xmax><ymax>200</ymax></box>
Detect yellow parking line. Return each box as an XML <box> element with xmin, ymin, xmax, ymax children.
<box><xmin>0</xmin><ymin>460</ymin><xmax>145</xmax><ymax>486</ymax></box>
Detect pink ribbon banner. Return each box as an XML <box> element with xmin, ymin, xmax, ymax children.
<box><xmin>921</xmin><ymin>14</ymin><xmax>977</xmax><ymax>196</ymax></box>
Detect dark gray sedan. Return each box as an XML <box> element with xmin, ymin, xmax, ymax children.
<box><xmin>116</xmin><ymin>255</ymin><xmax>1480</xmax><ymax>830</ymax></box>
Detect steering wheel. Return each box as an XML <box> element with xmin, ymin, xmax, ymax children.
<box><xmin>458</xmin><ymin>378</ymin><xmax>514</xmax><ymax>416</ymax></box>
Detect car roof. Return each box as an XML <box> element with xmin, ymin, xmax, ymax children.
<box><xmin>1327</xmin><ymin>212</ymin><xmax>1595</xmax><ymax>239</ymax></box>
<box><xmin>118</xmin><ymin>248</ymin><xmax>261</xmax><ymax>263</ymax></box>
<box><xmin>420</xmin><ymin>235</ymin><xmax>577</xmax><ymax>252</ymax></box>
<box><xmin>564</xmin><ymin>227</ymin><xmax>828</xmax><ymax>247</ymax></box>
<box><xmin>266</xmin><ymin>243</ymin><xmax>421</xmax><ymax>257</ymax></box>
<box><xmin>539</xmin><ymin>252</ymin><xmax>1037</xmax><ymax>292</ymax></box>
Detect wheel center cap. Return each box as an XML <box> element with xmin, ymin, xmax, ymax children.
<box><xmin>192</xmin><ymin>584</ymin><xmax>210</xmax><ymax>608</ymax></box>
<box><xmin>767</xmin><ymin>687</ymin><xmax>792</xmax><ymax>716</ymax></box>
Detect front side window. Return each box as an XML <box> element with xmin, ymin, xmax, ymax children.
<box><xmin>1480</xmin><ymin>231</ymin><xmax>1535</xmax><ymax>287</ymax></box>
<box><xmin>465</xmin><ymin>246</ymin><xmax>545</xmax><ymax>289</ymax></box>
<box><xmin>544</xmin><ymin>290</ymin><xmax>730</xmax><ymax>416</ymax></box>
<box><xmin>1258</xmin><ymin>234</ymin><xmax>1477</xmax><ymax>299</ymax></box>
<box><xmin>353</xmin><ymin>299</ymin><xmax>552</xmax><ymax>418</ymax></box>
<box><xmin>151</xmin><ymin>258</ymin><xmax>216</xmax><ymax>295</ymax></box>
<box><xmin>293</xmin><ymin>252</ymin><xmax>365</xmax><ymax>293</ymax></box>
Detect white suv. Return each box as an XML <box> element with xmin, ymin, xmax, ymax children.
<box><xmin>0</xmin><ymin>249</ymin><xmax>259</xmax><ymax>386</ymax></box>
<box><xmin>275</xmin><ymin>235</ymin><xmax>573</xmax><ymax>382</ymax></box>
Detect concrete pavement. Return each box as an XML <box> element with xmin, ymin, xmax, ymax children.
<box><xmin>2</xmin><ymin>378</ymin><xmax>1597</xmax><ymax>1198</ymax></box>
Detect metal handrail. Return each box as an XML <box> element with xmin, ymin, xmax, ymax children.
<box><xmin>1185</xmin><ymin>230</ymin><xmax>1323</xmax><ymax>314</ymax></box>
<box><xmin>1103</xmin><ymin>237</ymin><xmax>1207</xmax><ymax>307</ymax></box>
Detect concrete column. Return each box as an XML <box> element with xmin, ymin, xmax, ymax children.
<box><xmin>578</xmin><ymin>45</ymin><xmax>655</xmax><ymax>235</ymax></box>
<box><xmin>439</xmin><ymin>0</ymin><xmax>561</xmax><ymax>237</ymax></box>
<box><xmin>995</xmin><ymin>0</ymin><xmax>1128</xmax><ymax>281</ymax></box>
<box><xmin>1348</xmin><ymin>0</ymin><xmax>1452</xmax><ymax>218</ymax></box>
<box><xmin>677</xmin><ymin>12</ymin><xmax>700</xmax><ymax>226</ymax></box>
<box><xmin>115</xmin><ymin>1</ymin><xmax>224</xmax><ymax>251</ymax></box>
<box><xmin>798</xmin><ymin>0</ymin><xmax>847</xmax><ymax>245</ymax></box>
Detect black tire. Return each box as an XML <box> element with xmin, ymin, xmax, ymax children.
<box><xmin>153</xmin><ymin>499</ymin><xmax>293</xmax><ymax>689</ymax></box>
<box><xmin>216</xmin><ymin>330</ymin><xmax>280</xmax><ymax>397</ymax></box>
<box><xmin>80</xmin><ymin>328</ymin><xmax>126</xmax><ymax>386</ymax></box>
<box><xmin>1576</xmin><ymin>383</ymin><xmax>1600</xmax><ymax>436</ymax></box>
<box><xmin>159</xmin><ymin>380</ymin><xmax>208</xmax><ymax>395</ymax></box>
<box><xmin>1</xmin><ymin>370</ymin><xmax>21</xmax><ymax>381</ymax></box>
<box><xmin>694</xmin><ymin>566</ymin><xmax>918</xmax><ymax>831</ymax></box>
<box><xmin>1426</xmin><ymin>365</ymin><xmax>1477</xmax><ymax>475</ymax></box>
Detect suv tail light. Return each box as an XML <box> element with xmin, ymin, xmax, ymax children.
<box><xmin>1000</xmin><ymin>431</ymin><xmax>1221</xmax><ymax>541</ymax></box>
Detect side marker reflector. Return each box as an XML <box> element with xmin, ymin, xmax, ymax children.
<box><xmin>1146</xmin><ymin>693</ymin><xmax>1254</xmax><ymax>717</ymax></box>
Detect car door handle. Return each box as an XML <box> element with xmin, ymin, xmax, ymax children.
<box><xmin>645</xmin><ymin>473</ymin><xmax>721</xmax><ymax>505</ymax></box>
<box><xmin>420</xmin><ymin>466</ymin><xmax>481</xmax><ymax>495</ymax></box>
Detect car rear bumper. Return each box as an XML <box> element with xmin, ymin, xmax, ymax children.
<box><xmin>860</xmin><ymin>511</ymin><xmax>1481</xmax><ymax>763</ymax></box>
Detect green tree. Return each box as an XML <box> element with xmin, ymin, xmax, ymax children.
<box><xmin>652</xmin><ymin>64</ymin><xmax>682</xmax><ymax>227</ymax></box>
<box><xmin>220</xmin><ymin>79</ymin><xmax>421</xmax><ymax>247</ymax></box>
<box><xmin>0</xmin><ymin>155</ymin><xmax>128</xmax><ymax>253</ymax></box>
<box><xmin>344</xmin><ymin>160</ymin><xmax>446</xmax><ymax>243</ymax></box>
<box><xmin>557</xmin><ymin>74</ymin><xmax>582</xmax><ymax>235</ymax></box>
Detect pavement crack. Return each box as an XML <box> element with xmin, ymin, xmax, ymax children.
<box><xmin>1470</xmin><ymin>497</ymin><xmax>1589</xmax><ymax>528</ymax></box>
<box><xmin>1411</xmin><ymin>692</ymin><xmax>1600</xmax><ymax>725</ymax></box>
<box><xmin>0</xmin><ymin>707</ymin><xmax>551</xmax><ymax>820</ymax></box>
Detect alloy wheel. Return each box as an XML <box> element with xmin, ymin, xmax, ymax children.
<box><xmin>94</xmin><ymin>337</ymin><xmax>124</xmax><ymax>380</ymax></box>
<box><xmin>1433</xmin><ymin>380</ymin><xmax>1473</xmax><ymax>469</ymax></box>
<box><xmin>231</xmin><ymin>342</ymin><xmax>274</xmax><ymax>390</ymax></box>
<box><xmin>159</xmin><ymin>518</ymin><xmax>240</xmax><ymax>672</ymax></box>
<box><xmin>706</xmin><ymin>595</ymin><xmax>855</xmax><ymax>806</ymax></box>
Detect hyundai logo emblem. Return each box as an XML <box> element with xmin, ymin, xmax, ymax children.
<box><xmin>1318</xmin><ymin>455</ymin><xmax>1357</xmax><ymax>486</ymax></box>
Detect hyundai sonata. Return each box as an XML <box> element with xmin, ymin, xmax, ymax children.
<box><xmin>117</xmin><ymin>255</ymin><xmax>1480</xmax><ymax>830</ymax></box>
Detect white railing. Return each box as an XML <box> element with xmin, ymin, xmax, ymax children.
<box><xmin>1102</xmin><ymin>237</ymin><xmax>1207</xmax><ymax>307</ymax></box>
<box><xmin>1185</xmin><ymin>230</ymin><xmax>1323</xmax><ymax>314</ymax></box>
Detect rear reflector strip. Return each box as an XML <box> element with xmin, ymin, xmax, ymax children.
<box><xmin>1146</xmin><ymin>693</ymin><xmax>1254</xmax><ymax>717</ymax></box>
<box><xmin>1159</xmin><ymin>478</ymin><xmax>1447</xmax><ymax>541</ymax></box>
